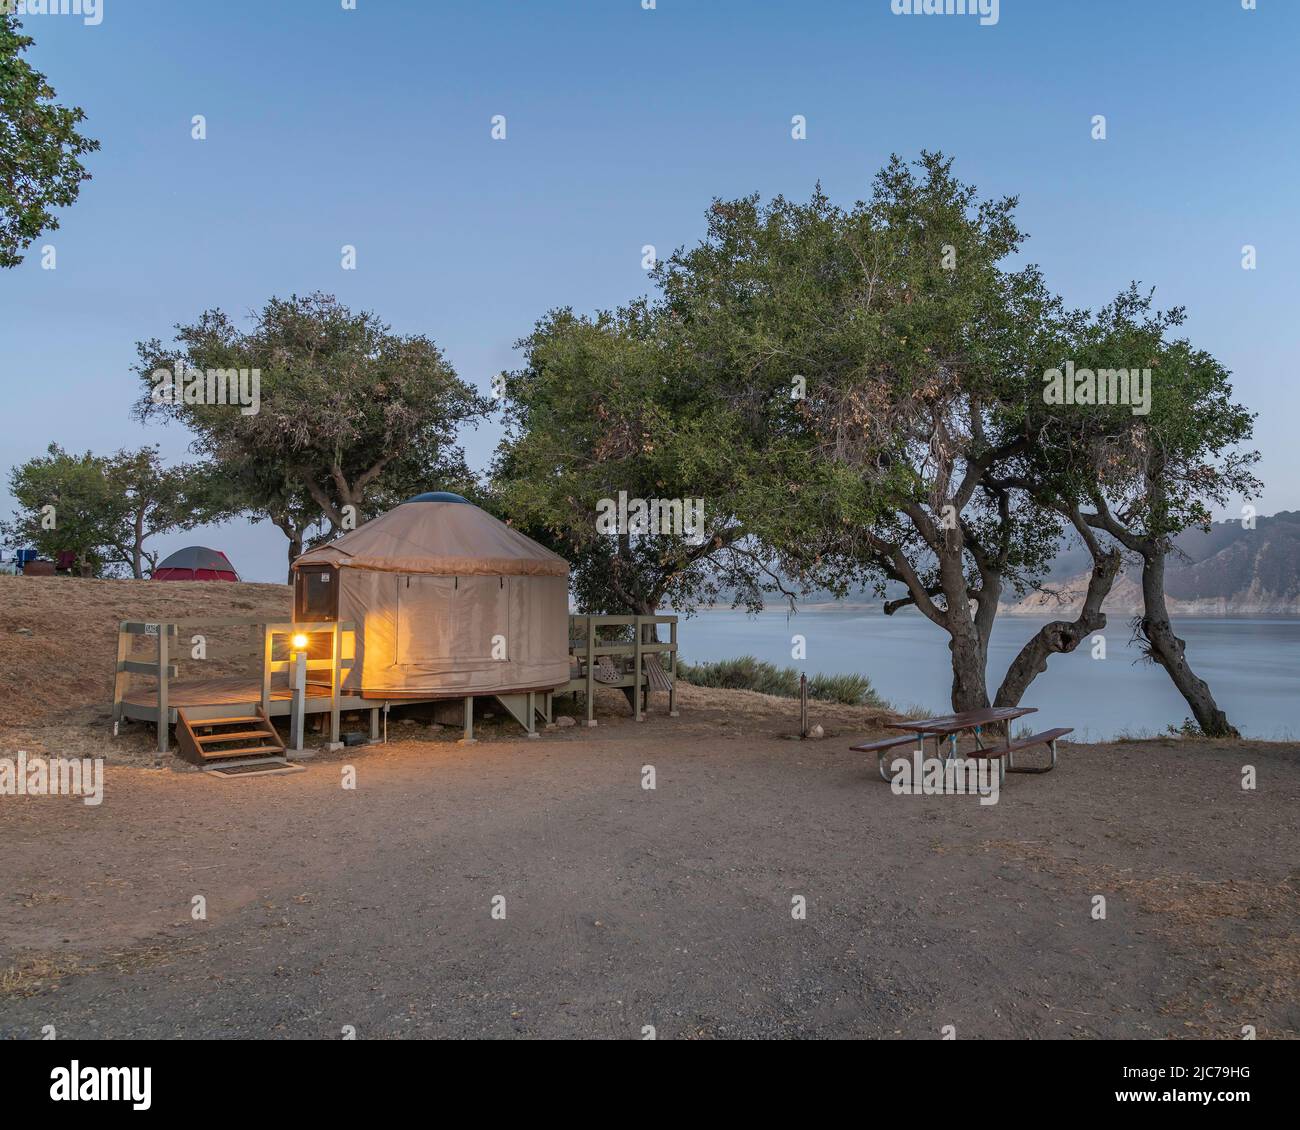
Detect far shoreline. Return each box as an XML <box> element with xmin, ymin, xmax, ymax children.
<box><xmin>689</xmin><ymin>603</ymin><xmax>1300</xmax><ymax>618</ymax></box>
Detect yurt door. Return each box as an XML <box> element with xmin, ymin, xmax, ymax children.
<box><xmin>396</xmin><ymin>575</ymin><xmax>509</xmax><ymax>671</ymax></box>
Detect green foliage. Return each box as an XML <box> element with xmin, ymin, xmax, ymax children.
<box><xmin>2</xmin><ymin>444</ymin><xmax>217</xmax><ymax>576</ymax></box>
<box><xmin>677</xmin><ymin>656</ymin><xmax>802</xmax><ymax>697</ymax></box>
<box><xmin>808</xmin><ymin>672</ymin><xmax>885</xmax><ymax>708</ymax></box>
<box><xmin>1166</xmin><ymin>717</ymin><xmax>1205</xmax><ymax>739</ymax></box>
<box><xmin>491</xmin><ymin>304</ymin><xmax>769</xmax><ymax>615</ymax></box>
<box><xmin>653</xmin><ymin>154</ymin><xmax>1067</xmax><ymax>594</ymax></box>
<box><xmin>0</xmin><ymin>13</ymin><xmax>99</xmax><ymax>267</ymax></box>
<box><xmin>677</xmin><ymin>655</ymin><xmax>885</xmax><ymax>706</ymax></box>
<box><xmin>2</xmin><ymin>444</ymin><xmax>115</xmax><ymax>573</ymax></box>
<box><xmin>625</xmin><ymin>154</ymin><xmax>1256</xmax><ymax>718</ymax></box>
<box><xmin>1025</xmin><ymin>284</ymin><xmax>1260</xmax><ymax>540</ymax></box>
<box><xmin>132</xmin><ymin>293</ymin><xmax>489</xmax><ymax>571</ymax></box>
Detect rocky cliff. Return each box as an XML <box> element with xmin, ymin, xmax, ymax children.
<box><xmin>1005</xmin><ymin>511</ymin><xmax>1300</xmax><ymax>616</ymax></box>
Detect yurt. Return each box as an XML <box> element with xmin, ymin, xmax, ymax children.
<box><xmin>152</xmin><ymin>545</ymin><xmax>240</xmax><ymax>581</ymax></box>
<box><xmin>290</xmin><ymin>492</ymin><xmax>570</xmax><ymax>699</ymax></box>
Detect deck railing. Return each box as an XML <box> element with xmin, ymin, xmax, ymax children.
<box><xmin>566</xmin><ymin>614</ymin><xmax>678</xmax><ymax>725</ymax></box>
<box><xmin>112</xmin><ymin>617</ymin><xmax>355</xmax><ymax>763</ymax></box>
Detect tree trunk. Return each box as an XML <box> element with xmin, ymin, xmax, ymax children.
<box><xmin>994</xmin><ymin>548</ymin><xmax>1122</xmax><ymax>707</ymax></box>
<box><xmin>945</xmin><ymin>620</ymin><xmax>989</xmax><ymax>713</ymax></box>
<box><xmin>1137</xmin><ymin>549</ymin><xmax>1239</xmax><ymax>738</ymax></box>
<box><xmin>132</xmin><ymin>508</ymin><xmax>145</xmax><ymax>579</ymax></box>
<box><xmin>285</xmin><ymin>533</ymin><xmax>302</xmax><ymax>584</ymax></box>
<box><xmin>271</xmin><ymin>516</ymin><xmax>304</xmax><ymax>584</ymax></box>
<box><xmin>936</xmin><ymin>538</ymin><xmax>989</xmax><ymax>712</ymax></box>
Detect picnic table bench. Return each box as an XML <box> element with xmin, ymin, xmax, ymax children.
<box><xmin>849</xmin><ymin>706</ymin><xmax>1071</xmax><ymax>782</ymax></box>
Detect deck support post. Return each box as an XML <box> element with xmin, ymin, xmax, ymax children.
<box><xmin>261</xmin><ymin>624</ymin><xmax>273</xmax><ymax>721</ymax></box>
<box><xmin>668</xmin><ymin>617</ymin><xmax>679</xmax><ymax>716</ymax></box>
<box><xmin>112</xmin><ymin>623</ymin><xmax>129</xmax><ymax>735</ymax></box>
<box><xmin>370</xmin><ymin>707</ymin><xmax>380</xmax><ymax>742</ymax></box>
<box><xmin>155</xmin><ymin>626</ymin><xmax>169</xmax><ymax>766</ymax></box>
<box><xmin>526</xmin><ymin>691</ymin><xmax>538</xmax><ymax>738</ymax></box>
<box><xmin>584</xmin><ymin>617</ymin><xmax>597</xmax><ymax>726</ymax></box>
<box><xmin>633</xmin><ymin>623</ymin><xmax>644</xmax><ymax>722</ymax></box>
<box><xmin>458</xmin><ymin>695</ymin><xmax>477</xmax><ymax>744</ymax></box>
<box><xmin>327</xmin><ymin>622</ymin><xmax>342</xmax><ymax>749</ymax></box>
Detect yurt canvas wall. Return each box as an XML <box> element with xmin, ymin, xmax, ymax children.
<box><xmin>291</xmin><ymin>495</ymin><xmax>570</xmax><ymax>698</ymax></box>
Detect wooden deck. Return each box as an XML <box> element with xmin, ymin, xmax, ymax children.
<box><xmin>114</xmin><ymin>612</ymin><xmax>679</xmax><ymax>759</ymax></box>
<box><xmin>122</xmin><ymin>674</ymin><xmax>333</xmax><ymax>709</ymax></box>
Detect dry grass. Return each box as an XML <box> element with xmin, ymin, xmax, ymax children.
<box><xmin>0</xmin><ymin>954</ymin><xmax>84</xmax><ymax>998</ymax></box>
<box><xmin>971</xmin><ymin>838</ymin><xmax>1300</xmax><ymax>1038</ymax></box>
<box><xmin>0</xmin><ymin>575</ymin><xmax>292</xmax><ymax>728</ymax></box>
<box><xmin>1</xmin><ymin>942</ymin><xmax>193</xmax><ymax>1000</ymax></box>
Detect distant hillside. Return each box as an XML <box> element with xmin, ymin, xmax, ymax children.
<box><xmin>718</xmin><ymin>512</ymin><xmax>1300</xmax><ymax>616</ymax></box>
<box><xmin>1007</xmin><ymin>511</ymin><xmax>1300</xmax><ymax>616</ymax></box>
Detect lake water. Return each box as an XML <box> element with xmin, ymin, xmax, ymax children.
<box><xmin>675</xmin><ymin>608</ymin><xmax>1300</xmax><ymax>742</ymax></box>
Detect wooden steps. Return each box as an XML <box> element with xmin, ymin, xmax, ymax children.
<box><xmin>176</xmin><ymin>706</ymin><xmax>288</xmax><ymax>769</ymax></box>
<box><xmin>194</xmin><ymin>729</ymin><xmax>273</xmax><ymax>744</ymax></box>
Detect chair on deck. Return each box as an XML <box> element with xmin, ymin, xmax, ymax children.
<box><xmin>642</xmin><ymin>653</ymin><xmax>673</xmax><ymax>693</ymax></box>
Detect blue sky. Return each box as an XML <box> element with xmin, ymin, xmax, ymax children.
<box><xmin>2</xmin><ymin>0</ymin><xmax>1297</xmax><ymax>582</ymax></box>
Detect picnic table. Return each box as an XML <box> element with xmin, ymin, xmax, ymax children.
<box><xmin>889</xmin><ymin>706</ymin><xmax>1035</xmax><ymax>756</ymax></box>
<box><xmin>849</xmin><ymin>706</ymin><xmax>1071</xmax><ymax>782</ymax></box>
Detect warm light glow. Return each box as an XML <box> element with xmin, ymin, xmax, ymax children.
<box><xmin>291</xmin><ymin>633</ymin><xmax>309</xmax><ymax>650</ymax></box>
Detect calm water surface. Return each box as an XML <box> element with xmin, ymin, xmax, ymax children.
<box><xmin>675</xmin><ymin>608</ymin><xmax>1299</xmax><ymax>742</ymax></box>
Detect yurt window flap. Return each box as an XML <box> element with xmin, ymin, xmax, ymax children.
<box><xmin>395</xmin><ymin>574</ymin><xmax>510</xmax><ymax>664</ymax></box>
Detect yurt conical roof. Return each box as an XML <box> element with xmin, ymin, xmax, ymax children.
<box><xmin>292</xmin><ymin>495</ymin><xmax>568</xmax><ymax>577</ymax></box>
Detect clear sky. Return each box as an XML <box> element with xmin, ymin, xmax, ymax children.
<box><xmin>2</xmin><ymin>0</ymin><xmax>1296</xmax><ymax>582</ymax></box>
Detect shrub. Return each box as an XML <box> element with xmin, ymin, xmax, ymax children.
<box><xmin>679</xmin><ymin>656</ymin><xmax>886</xmax><ymax>707</ymax></box>
<box><xmin>677</xmin><ymin>656</ymin><xmax>801</xmax><ymax>697</ymax></box>
<box><xmin>807</xmin><ymin>672</ymin><xmax>886</xmax><ymax>708</ymax></box>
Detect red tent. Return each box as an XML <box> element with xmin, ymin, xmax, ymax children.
<box><xmin>152</xmin><ymin>545</ymin><xmax>240</xmax><ymax>581</ymax></box>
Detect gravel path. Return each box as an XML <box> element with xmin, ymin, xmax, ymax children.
<box><xmin>2</xmin><ymin>709</ymin><xmax>1296</xmax><ymax>1040</ymax></box>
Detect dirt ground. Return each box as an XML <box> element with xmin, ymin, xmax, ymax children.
<box><xmin>1</xmin><ymin>575</ymin><xmax>1297</xmax><ymax>1039</ymax></box>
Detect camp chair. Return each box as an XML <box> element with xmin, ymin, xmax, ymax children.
<box><xmin>593</xmin><ymin>655</ymin><xmax>624</xmax><ymax>684</ymax></box>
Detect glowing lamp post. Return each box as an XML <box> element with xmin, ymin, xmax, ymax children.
<box><xmin>288</xmin><ymin>632</ymin><xmax>309</xmax><ymax>753</ymax></box>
